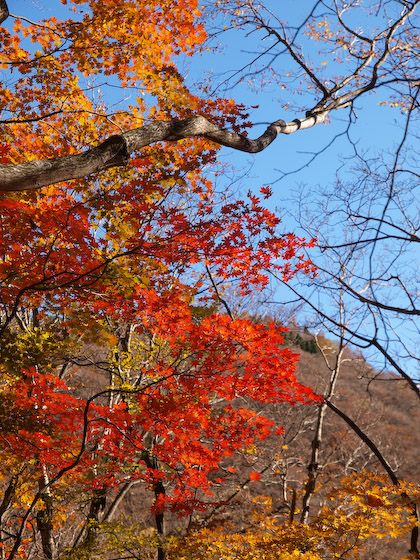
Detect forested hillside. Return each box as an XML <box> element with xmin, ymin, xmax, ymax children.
<box><xmin>58</xmin><ymin>328</ymin><xmax>420</xmax><ymax>559</ymax></box>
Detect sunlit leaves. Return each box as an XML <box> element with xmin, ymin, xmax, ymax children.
<box><xmin>0</xmin><ymin>1</ymin><xmax>321</xmax><ymax>558</ymax></box>
<box><xmin>169</xmin><ymin>473</ymin><xmax>420</xmax><ymax>559</ymax></box>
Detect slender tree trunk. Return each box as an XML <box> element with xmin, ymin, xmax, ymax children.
<box><xmin>85</xmin><ymin>488</ymin><xmax>107</xmax><ymax>550</ymax></box>
<box><xmin>300</xmin><ymin>338</ymin><xmax>345</xmax><ymax>524</ymax></box>
<box><xmin>410</xmin><ymin>504</ymin><xmax>419</xmax><ymax>558</ymax></box>
<box><xmin>102</xmin><ymin>480</ymin><xmax>142</xmax><ymax>523</ymax></box>
<box><xmin>289</xmin><ymin>489</ymin><xmax>297</xmax><ymax>524</ymax></box>
<box><xmin>36</xmin><ymin>465</ymin><xmax>56</xmax><ymax>560</ymax></box>
<box><xmin>0</xmin><ymin>475</ymin><xmax>18</xmax><ymax>560</ymax></box>
<box><xmin>71</xmin><ymin>487</ymin><xmax>107</xmax><ymax>552</ymax></box>
<box><xmin>142</xmin><ymin>450</ymin><xmax>166</xmax><ymax>560</ymax></box>
<box><xmin>154</xmin><ymin>481</ymin><xmax>166</xmax><ymax>560</ymax></box>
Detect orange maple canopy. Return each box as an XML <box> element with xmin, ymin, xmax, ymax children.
<box><xmin>0</xmin><ymin>2</ymin><xmax>320</xmax><ymax>559</ymax></box>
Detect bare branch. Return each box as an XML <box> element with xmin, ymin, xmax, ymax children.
<box><xmin>325</xmin><ymin>399</ymin><xmax>399</xmax><ymax>485</ymax></box>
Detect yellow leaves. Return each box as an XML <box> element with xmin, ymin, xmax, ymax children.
<box><xmin>169</xmin><ymin>473</ymin><xmax>420</xmax><ymax>560</ymax></box>
<box><xmin>66</xmin><ymin>519</ymin><xmax>162</xmax><ymax>560</ymax></box>
<box><xmin>315</xmin><ymin>471</ymin><xmax>420</xmax><ymax>552</ymax></box>
<box><xmin>101</xmin><ymin>331</ymin><xmax>119</xmax><ymax>347</ymax></box>
<box><xmin>168</xmin><ymin>520</ymin><xmax>324</xmax><ymax>560</ymax></box>
<box><xmin>0</xmin><ymin>327</ymin><xmax>74</xmax><ymax>376</ymax></box>
<box><xmin>378</xmin><ymin>99</ymin><xmax>411</xmax><ymax>112</ymax></box>
<box><xmin>140</xmin><ymin>274</ymin><xmax>151</xmax><ymax>286</ymax></box>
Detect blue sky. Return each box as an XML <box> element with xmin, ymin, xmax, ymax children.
<box><xmin>181</xmin><ymin>1</ymin><xmax>405</xmax><ymax>203</ymax></box>
<box><xmin>182</xmin><ymin>1</ymin><xmax>420</xmax><ymax>382</ymax></box>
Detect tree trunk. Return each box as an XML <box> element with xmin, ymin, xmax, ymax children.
<box><xmin>36</xmin><ymin>466</ymin><xmax>56</xmax><ymax>560</ymax></box>
<box><xmin>0</xmin><ymin>114</ymin><xmax>329</xmax><ymax>192</ymax></box>
<box><xmin>300</xmin><ymin>339</ymin><xmax>344</xmax><ymax>523</ymax></box>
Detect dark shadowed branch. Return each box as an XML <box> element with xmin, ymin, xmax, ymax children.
<box><xmin>0</xmin><ymin>0</ymin><xmax>8</xmax><ymax>24</ymax></box>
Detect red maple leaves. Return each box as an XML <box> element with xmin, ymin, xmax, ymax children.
<box><xmin>0</xmin><ymin>1</ymin><xmax>320</xmax><ymax>556</ymax></box>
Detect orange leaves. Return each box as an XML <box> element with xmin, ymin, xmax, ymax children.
<box><xmin>0</xmin><ymin>0</ymin><xmax>321</xmax><ymax>542</ymax></box>
<box><xmin>259</xmin><ymin>185</ymin><xmax>272</xmax><ymax>199</ymax></box>
<box><xmin>151</xmin><ymin>493</ymin><xmax>166</xmax><ymax>516</ymax></box>
<box><xmin>0</xmin><ymin>0</ymin><xmax>215</xmax><ymax>169</ymax></box>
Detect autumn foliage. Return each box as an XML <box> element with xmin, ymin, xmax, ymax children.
<box><xmin>0</xmin><ymin>1</ymin><xmax>322</xmax><ymax>559</ymax></box>
<box><xmin>170</xmin><ymin>473</ymin><xmax>420</xmax><ymax>560</ymax></box>
<box><xmin>1</xmin><ymin>0</ymin><xmax>419</xmax><ymax>559</ymax></box>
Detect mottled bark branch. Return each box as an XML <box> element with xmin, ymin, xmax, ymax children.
<box><xmin>0</xmin><ymin>0</ymin><xmax>8</xmax><ymax>24</ymax></box>
<box><xmin>0</xmin><ymin>113</ymin><xmax>327</xmax><ymax>192</ymax></box>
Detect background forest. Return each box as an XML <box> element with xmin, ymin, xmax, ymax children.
<box><xmin>0</xmin><ymin>1</ymin><xmax>419</xmax><ymax>559</ymax></box>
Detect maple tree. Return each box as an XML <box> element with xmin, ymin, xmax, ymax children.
<box><xmin>1</xmin><ymin>1</ymin><xmax>419</xmax><ymax>190</ymax></box>
<box><xmin>0</xmin><ymin>1</ymin><xmax>320</xmax><ymax>559</ymax></box>
<box><xmin>1</xmin><ymin>1</ymin><xmax>420</xmax><ymax>559</ymax></box>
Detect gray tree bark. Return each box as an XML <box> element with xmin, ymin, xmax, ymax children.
<box><xmin>0</xmin><ymin>113</ymin><xmax>327</xmax><ymax>192</ymax></box>
<box><xmin>0</xmin><ymin>0</ymin><xmax>8</xmax><ymax>24</ymax></box>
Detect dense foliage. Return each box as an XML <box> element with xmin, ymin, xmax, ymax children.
<box><xmin>0</xmin><ymin>1</ymin><xmax>419</xmax><ymax>559</ymax></box>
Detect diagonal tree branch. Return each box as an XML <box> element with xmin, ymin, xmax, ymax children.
<box><xmin>2</xmin><ymin>0</ymin><xmax>416</xmax><ymax>193</ymax></box>
<box><xmin>0</xmin><ymin>113</ymin><xmax>329</xmax><ymax>192</ymax></box>
<box><xmin>326</xmin><ymin>398</ymin><xmax>419</xmax><ymax>555</ymax></box>
<box><xmin>0</xmin><ymin>0</ymin><xmax>8</xmax><ymax>25</ymax></box>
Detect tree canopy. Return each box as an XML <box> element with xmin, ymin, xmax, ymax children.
<box><xmin>0</xmin><ymin>1</ymin><xmax>419</xmax><ymax>559</ymax></box>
